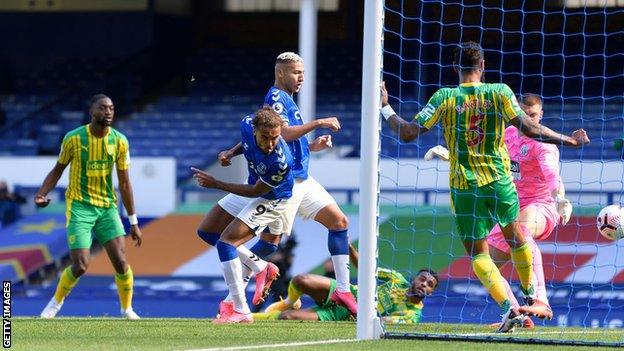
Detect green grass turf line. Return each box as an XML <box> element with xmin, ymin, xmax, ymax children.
<box><xmin>13</xmin><ymin>318</ymin><xmax>624</xmax><ymax>351</ymax></box>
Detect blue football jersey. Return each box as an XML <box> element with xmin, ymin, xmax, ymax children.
<box><xmin>264</xmin><ymin>86</ymin><xmax>309</xmax><ymax>180</ymax></box>
<box><xmin>240</xmin><ymin>115</ymin><xmax>294</xmax><ymax>200</ymax></box>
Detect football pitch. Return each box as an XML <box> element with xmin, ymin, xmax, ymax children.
<box><xmin>11</xmin><ymin>318</ymin><xmax>624</xmax><ymax>350</ymax></box>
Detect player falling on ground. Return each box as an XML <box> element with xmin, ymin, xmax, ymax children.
<box><xmin>37</xmin><ymin>94</ymin><xmax>143</xmax><ymax>320</ymax></box>
<box><xmin>380</xmin><ymin>41</ymin><xmax>589</xmax><ymax>332</ymax></box>
<box><xmin>192</xmin><ymin>106</ymin><xmax>295</xmax><ymax>323</ymax></box>
<box><xmin>211</xmin><ymin>52</ymin><xmax>358</xmax><ymax>315</ymax></box>
<box><xmin>426</xmin><ymin>93</ymin><xmax>574</xmax><ymax>328</ymax></box>
<box><xmin>253</xmin><ymin>244</ymin><xmax>438</xmax><ymax>323</ymax></box>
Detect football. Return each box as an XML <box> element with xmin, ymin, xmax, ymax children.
<box><xmin>596</xmin><ymin>205</ymin><xmax>624</xmax><ymax>241</ymax></box>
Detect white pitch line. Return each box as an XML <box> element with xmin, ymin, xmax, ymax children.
<box><xmin>459</xmin><ymin>330</ymin><xmax>624</xmax><ymax>337</ymax></box>
<box><xmin>184</xmin><ymin>338</ymin><xmax>359</xmax><ymax>351</ymax></box>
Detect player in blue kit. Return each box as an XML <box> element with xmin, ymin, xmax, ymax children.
<box><xmin>200</xmin><ymin>52</ymin><xmax>356</xmax><ymax>316</ymax></box>
<box><xmin>262</xmin><ymin>52</ymin><xmax>357</xmax><ymax>315</ymax></box>
<box><xmin>192</xmin><ymin>106</ymin><xmax>294</xmax><ymax>323</ymax></box>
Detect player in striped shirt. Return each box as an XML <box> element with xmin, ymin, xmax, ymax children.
<box><xmin>253</xmin><ymin>245</ymin><xmax>438</xmax><ymax>323</ymax></box>
<box><xmin>380</xmin><ymin>42</ymin><xmax>589</xmax><ymax>332</ymax></box>
<box><xmin>426</xmin><ymin>94</ymin><xmax>574</xmax><ymax>328</ymax></box>
<box><xmin>36</xmin><ymin>94</ymin><xmax>143</xmax><ymax>320</ymax></box>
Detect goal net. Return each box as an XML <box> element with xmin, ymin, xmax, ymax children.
<box><xmin>358</xmin><ymin>0</ymin><xmax>624</xmax><ymax>347</ymax></box>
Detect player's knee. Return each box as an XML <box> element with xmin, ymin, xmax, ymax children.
<box><xmin>71</xmin><ymin>259</ymin><xmax>89</xmax><ymax>277</ymax></box>
<box><xmin>292</xmin><ymin>274</ymin><xmax>311</xmax><ymax>289</ymax></box>
<box><xmin>327</xmin><ymin>215</ymin><xmax>348</xmax><ymax>231</ymax></box>
<box><xmin>112</xmin><ymin>258</ymin><xmax>128</xmax><ymax>275</ymax></box>
<box><xmin>336</xmin><ymin>215</ymin><xmax>349</xmax><ymax>230</ymax></box>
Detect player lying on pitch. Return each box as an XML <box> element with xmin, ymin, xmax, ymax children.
<box><xmin>253</xmin><ymin>244</ymin><xmax>438</xmax><ymax>323</ymax></box>
<box><xmin>424</xmin><ymin>93</ymin><xmax>573</xmax><ymax>328</ymax></box>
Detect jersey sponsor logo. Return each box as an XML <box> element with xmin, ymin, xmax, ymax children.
<box><xmin>294</xmin><ymin>111</ymin><xmax>302</xmax><ymax>121</ymax></box>
<box><xmin>455</xmin><ymin>99</ymin><xmax>493</xmax><ymax>114</ymax></box>
<box><xmin>272</xmin><ymin>102</ymin><xmax>284</xmax><ymax>114</ymax></box>
<box><xmin>87</xmin><ymin>159</ymin><xmax>112</xmax><ymax>172</ymax></box>
<box><xmin>256</xmin><ymin>162</ymin><xmax>267</xmax><ymax>174</ymax></box>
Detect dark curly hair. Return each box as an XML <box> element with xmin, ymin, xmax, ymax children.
<box><xmin>453</xmin><ymin>41</ymin><xmax>484</xmax><ymax>72</ymax></box>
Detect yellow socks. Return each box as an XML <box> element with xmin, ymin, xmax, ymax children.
<box><xmin>472</xmin><ymin>254</ymin><xmax>509</xmax><ymax>307</ymax></box>
<box><xmin>53</xmin><ymin>266</ymin><xmax>79</xmax><ymax>304</ymax></box>
<box><xmin>284</xmin><ymin>279</ymin><xmax>303</xmax><ymax>305</ymax></box>
<box><xmin>511</xmin><ymin>242</ymin><xmax>534</xmax><ymax>295</ymax></box>
<box><xmin>115</xmin><ymin>265</ymin><xmax>134</xmax><ymax>311</ymax></box>
<box><xmin>252</xmin><ymin>311</ymin><xmax>280</xmax><ymax>320</ymax></box>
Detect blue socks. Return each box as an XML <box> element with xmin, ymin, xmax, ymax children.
<box><xmin>328</xmin><ymin>229</ymin><xmax>349</xmax><ymax>255</ymax></box>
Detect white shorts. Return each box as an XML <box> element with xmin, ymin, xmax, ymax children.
<box><xmin>281</xmin><ymin>176</ymin><xmax>337</xmax><ymax>234</ymax></box>
<box><xmin>217</xmin><ymin>193</ymin><xmax>250</xmax><ymax>217</ymax></box>
<box><xmin>237</xmin><ymin>197</ymin><xmax>291</xmax><ymax>236</ymax></box>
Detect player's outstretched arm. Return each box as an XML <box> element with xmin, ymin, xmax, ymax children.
<box><xmin>280</xmin><ymin>117</ymin><xmax>341</xmax><ymax>143</ymax></box>
<box><xmin>218</xmin><ymin>142</ymin><xmax>243</xmax><ymax>166</ymax></box>
<box><xmin>191</xmin><ymin>167</ymin><xmax>272</xmax><ymax>198</ymax></box>
<box><xmin>381</xmin><ymin>81</ymin><xmax>428</xmax><ymax>143</ymax></box>
<box><xmin>34</xmin><ymin>162</ymin><xmax>68</xmax><ymax>208</ymax></box>
<box><xmin>509</xmin><ymin>115</ymin><xmax>590</xmax><ymax>147</ymax></box>
<box><xmin>117</xmin><ymin>168</ymin><xmax>143</xmax><ymax>247</ymax></box>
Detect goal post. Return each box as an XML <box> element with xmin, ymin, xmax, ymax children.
<box><xmin>356</xmin><ymin>0</ymin><xmax>384</xmax><ymax>341</ymax></box>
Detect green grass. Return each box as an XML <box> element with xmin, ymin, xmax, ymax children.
<box><xmin>11</xmin><ymin>318</ymin><xmax>623</xmax><ymax>351</ymax></box>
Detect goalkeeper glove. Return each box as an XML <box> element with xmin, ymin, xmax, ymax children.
<box><xmin>424</xmin><ymin>145</ymin><xmax>450</xmax><ymax>161</ymax></box>
<box><xmin>555</xmin><ymin>195</ymin><xmax>572</xmax><ymax>225</ymax></box>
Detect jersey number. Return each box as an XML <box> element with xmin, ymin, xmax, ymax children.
<box><xmin>466</xmin><ymin>114</ymin><xmax>485</xmax><ymax>147</ymax></box>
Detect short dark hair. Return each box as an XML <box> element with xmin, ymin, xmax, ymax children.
<box><xmin>252</xmin><ymin>105</ymin><xmax>283</xmax><ymax>130</ymax></box>
<box><xmin>89</xmin><ymin>94</ymin><xmax>111</xmax><ymax>108</ymax></box>
<box><xmin>520</xmin><ymin>93</ymin><xmax>543</xmax><ymax>107</ymax></box>
<box><xmin>453</xmin><ymin>41</ymin><xmax>484</xmax><ymax>72</ymax></box>
<box><xmin>416</xmin><ymin>268</ymin><xmax>439</xmax><ymax>286</ymax></box>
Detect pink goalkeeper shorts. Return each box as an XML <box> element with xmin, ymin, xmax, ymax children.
<box><xmin>487</xmin><ymin>201</ymin><xmax>559</xmax><ymax>254</ymax></box>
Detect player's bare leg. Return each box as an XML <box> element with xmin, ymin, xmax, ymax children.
<box><xmin>314</xmin><ymin>204</ymin><xmax>357</xmax><ymax>314</ymax></box>
<box><xmin>279</xmin><ymin>309</ymin><xmax>322</xmax><ymax>320</ymax></box>
<box><xmin>41</xmin><ymin>248</ymin><xmax>89</xmax><ymax>318</ymax></box>
<box><xmin>104</xmin><ymin>236</ymin><xmax>139</xmax><ymax>319</ymax></box>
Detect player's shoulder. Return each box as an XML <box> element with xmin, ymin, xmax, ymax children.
<box><xmin>109</xmin><ymin>127</ymin><xmax>128</xmax><ymax>142</ymax></box>
<box><xmin>240</xmin><ymin>114</ymin><xmax>254</xmax><ymax>129</ymax></box>
<box><xmin>431</xmin><ymin>87</ymin><xmax>455</xmax><ymax>99</ymax></box>
<box><xmin>265</xmin><ymin>86</ymin><xmax>292</xmax><ymax>103</ymax></box>
<box><xmin>486</xmin><ymin>82</ymin><xmax>514</xmax><ymax>94</ymax></box>
<box><xmin>63</xmin><ymin>125</ymin><xmax>86</xmax><ymax>139</ymax></box>
<box><xmin>505</xmin><ymin>125</ymin><xmax>518</xmax><ymax>136</ymax></box>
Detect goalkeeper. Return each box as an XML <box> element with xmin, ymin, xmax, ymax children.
<box><xmin>253</xmin><ymin>244</ymin><xmax>438</xmax><ymax>323</ymax></box>
<box><xmin>425</xmin><ymin>93</ymin><xmax>572</xmax><ymax>328</ymax></box>
<box><xmin>380</xmin><ymin>41</ymin><xmax>589</xmax><ymax>332</ymax></box>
